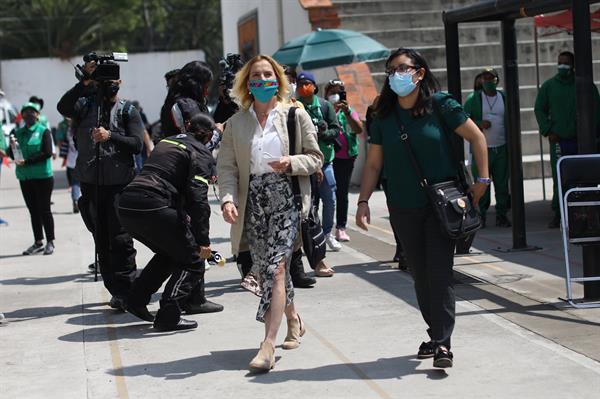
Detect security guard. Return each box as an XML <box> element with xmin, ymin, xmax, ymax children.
<box><xmin>118</xmin><ymin>113</ymin><xmax>219</xmax><ymax>331</ymax></box>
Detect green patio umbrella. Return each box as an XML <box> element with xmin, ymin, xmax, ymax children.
<box><xmin>272</xmin><ymin>28</ymin><xmax>390</xmax><ymax>69</ymax></box>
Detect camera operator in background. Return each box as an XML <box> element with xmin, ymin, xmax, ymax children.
<box><xmin>57</xmin><ymin>56</ymin><xmax>143</xmax><ymax>310</ymax></box>
<box><xmin>296</xmin><ymin>71</ymin><xmax>344</xmax><ymax>257</ymax></box>
<box><xmin>213</xmin><ymin>53</ymin><xmax>244</xmax><ymax>124</ymax></box>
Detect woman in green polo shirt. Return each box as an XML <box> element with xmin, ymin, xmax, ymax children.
<box><xmin>356</xmin><ymin>48</ymin><xmax>489</xmax><ymax>368</ymax></box>
<box><xmin>8</xmin><ymin>102</ymin><xmax>55</xmax><ymax>255</ymax></box>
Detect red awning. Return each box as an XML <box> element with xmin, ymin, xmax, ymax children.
<box><xmin>534</xmin><ymin>9</ymin><xmax>600</xmax><ymax>32</ymax></box>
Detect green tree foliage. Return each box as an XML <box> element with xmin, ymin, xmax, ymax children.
<box><xmin>0</xmin><ymin>0</ymin><xmax>222</xmax><ymax>62</ymax></box>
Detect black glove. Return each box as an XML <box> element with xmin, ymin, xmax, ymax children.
<box><xmin>316</xmin><ymin>120</ymin><xmax>328</xmax><ymax>135</ymax></box>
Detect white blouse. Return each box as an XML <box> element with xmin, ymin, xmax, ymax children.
<box><xmin>249</xmin><ymin>104</ymin><xmax>284</xmax><ymax>175</ymax></box>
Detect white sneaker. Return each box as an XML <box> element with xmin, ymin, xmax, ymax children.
<box><xmin>326</xmin><ymin>233</ymin><xmax>342</xmax><ymax>252</ymax></box>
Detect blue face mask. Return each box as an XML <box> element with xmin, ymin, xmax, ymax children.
<box><xmin>388</xmin><ymin>72</ymin><xmax>417</xmax><ymax>97</ymax></box>
<box><xmin>249</xmin><ymin>79</ymin><xmax>279</xmax><ymax>103</ymax></box>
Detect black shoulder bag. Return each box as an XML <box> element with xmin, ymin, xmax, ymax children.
<box><xmin>287</xmin><ymin>107</ymin><xmax>327</xmax><ymax>269</ymax></box>
<box><xmin>394</xmin><ymin>102</ymin><xmax>481</xmax><ymax>240</ymax></box>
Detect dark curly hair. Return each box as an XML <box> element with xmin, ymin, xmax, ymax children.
<box><xmin>188</xmin><ymin>113</ymin><xmax>215</xmax><ymax>142</ymax></box>
<box><xmin>173</xmin><ymin>61</ymin><xmax>213</xmax><ymax>103</ymax></box>
<box><xmin>374</xmin><ymin>47</ymin><xmax>440</xmax><ymax>118</ymax></box>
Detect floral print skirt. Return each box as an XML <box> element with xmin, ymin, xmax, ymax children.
<box><xmin>245</xmin><ymin>172</ymin><xmax>300</xmax><ymax>322</ymax></box>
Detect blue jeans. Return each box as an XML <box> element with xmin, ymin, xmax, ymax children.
<box><xmin>314</xmin><ymin>163</ymin><xmax>337</xmax><ymax>236</ymax></box>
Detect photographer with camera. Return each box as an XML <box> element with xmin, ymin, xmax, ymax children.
<box><xmin>57</xmin><ymin>54</ymin><xmax>143</xmax><ymax>309</ymax></box>
<box><xmin>213</xmin><ymin>53</ymin><xmax>244</xmax><ymax>124</ymax></box>
<box><xmin>324</xmin><ymin>79</ymin><xmax>363</xmax><ymax>243</ymax></box>
<box><xmin>296</xmin><ymin>71</ymin><xmax>343</xmax><ymax>255</ymax></box>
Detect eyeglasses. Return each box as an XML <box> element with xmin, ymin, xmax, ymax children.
<box><xmin>328</xmin><ymin>79</ymin><xmax>344</xmax><ymax>87</ymax></box>
<box><xmin>386</xmin><ymin>64</ymin><xmax>419</xmax><ymax>76</ymax></box>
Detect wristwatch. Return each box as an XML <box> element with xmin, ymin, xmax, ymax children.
<box><xmin>477</xmin><ymin>177</ymin><xmax>492</xmax><ymax>185</ymax></box>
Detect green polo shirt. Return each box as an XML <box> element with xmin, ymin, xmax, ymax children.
<box><xmin>369</xmin><ymin>92</ymin><xmax>468</xmax><ymax>209</ymax></box>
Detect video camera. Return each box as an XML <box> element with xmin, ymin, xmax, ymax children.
<box><xmin>75</xmin><ymin>52</ymin><xmax>129</xmax><ymax>82</ymax></box>
<box><xmin>218</xmin><ymin>53</ymin><xmax>244</xmax><ymax>100</ymax></box>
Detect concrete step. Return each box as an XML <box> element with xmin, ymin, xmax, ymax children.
<box><xmin>339</xmin><ymin>10</ymin><xmax>444</xmax><ymax>31</ymax></box>
<box><xmin>364</xmin><ymin>23</ymin><xmax>575</xmax><ymax>48</ymax></box>
<box><xmin>523</xmin><ymin>154</ymin><xmax>551</xmax><ymax>180</ymax></box>
<box><xmin>366</xmin><ymin>36</ymin><xmax>600</xmax><ymax>71</ymax></box>
<box><xmin>333</xmin><ymin>0</ymin><xmax>477</xmax><ymax>14</ymax></box>
<box><xmin>430</xmin><ymin>61</ymin><xmax>600</xmax><ymax>90</ymax></box>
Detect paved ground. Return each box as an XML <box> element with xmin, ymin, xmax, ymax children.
<box><xmin>1</xmin><ymin>159</ymin><xmax>599</xmax><ymax>399</ymax></box>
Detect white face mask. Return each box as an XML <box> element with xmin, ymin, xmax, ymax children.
<box><xmin>327</xmin><ymin>94</ymin><xmax>340</xmax><ymax>104</ymax></box>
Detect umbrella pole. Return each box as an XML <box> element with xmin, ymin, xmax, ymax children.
<box><xmin>534</xmin><ymin>20</ymin><xmax>547</xmax><ymax>200</ymax></box>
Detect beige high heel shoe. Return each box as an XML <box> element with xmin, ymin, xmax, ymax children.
<box><xmin>282</xmin><ymin>314</ymin><xmax>306</xmax><ymax>350</ymax></box>
<box><xmin>249</xmin><ymin>341</ymin><xmax>275</xmax><ymax>371</ymax></box>
<box><xmin>315</xmin><ymin>261</ymin><xmax>334</xmax><ymax>277</ymax></box>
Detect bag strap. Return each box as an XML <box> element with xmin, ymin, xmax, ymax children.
<box><xmin>430</xmin><ymin>96</ymin><xmax>469</xmax><ymax>188</ymax></box>
<box><xmin>286</xmin><ymin>107</ymin><xmax>302</xmax><ymax>210</ymax></box>
<box><xmin>393</xmin><ymin>111</ymin><xmax>429</xmax><ymax>188</ymax></box>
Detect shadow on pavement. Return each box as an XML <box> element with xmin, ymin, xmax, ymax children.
<box><xmin>333</xmin><ymin>261</ymin><xmax>600</xmax><ymax>329</ymax></box>
<box><xmin>0</xmin><ymin>273</ymin><xmax>92</xmax><ymax>286</ymax></box>
<box><xmin>108</xmin><ymin>348</ymin><xmax>260</xmax><ymax>379</ymax></box>
<box><xmin>109</xmin><ymin>348</ymin><xmax>447</xmax><ymax>382</ymax></box>
<box><xmin>3</xmin><ymin>302</ymin><xmax>107</xmax><ymax>322</ymax></box>
<box><xmin>247</xmin><ymin>355</ymin><xmax>448</xmax><ymax>383</ymax></box>
<box><xmin>59</xmin><ymin>323</ymin><xmax>194</xmax><ymax>343</ymax></box>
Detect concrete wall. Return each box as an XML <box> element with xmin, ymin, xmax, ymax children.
<box><xmin>0</xmin><ymin>50</ymin><xmax>204</xmax><ymax>127</ymax></box>
<box><xmin>221</xmin><ymin>0</ymin><xmax>312</xmax><ymax>56</ymax></box>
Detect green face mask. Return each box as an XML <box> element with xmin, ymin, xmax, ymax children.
<box><xmin>482</xmin><ymin>81</ymin><xmax>497</xmax><ymax>92</ymax></box>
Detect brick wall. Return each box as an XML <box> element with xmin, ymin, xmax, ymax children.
<box><xmin>335</xmin><ymin>63</ymin><xmax>379</xmax><ymax>119</ymax></box>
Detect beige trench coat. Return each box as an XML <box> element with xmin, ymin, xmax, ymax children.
<box><xmin>217</xmin><ymin>102</ymin><xmax>324</xmax><ymax>254</ymax></box>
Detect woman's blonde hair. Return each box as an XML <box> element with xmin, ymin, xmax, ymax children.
<box><xmin>231</xmin><ymin>55</ymin><xmax>290</xmax><ymax>109</ymax></box>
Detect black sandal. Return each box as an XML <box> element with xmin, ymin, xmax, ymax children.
<box><xmin>417</xmin><ymin>341</ymin><xmax>435</xmax><ymax>359</ymax></box>
<box><xmin>433</xmin><ymin>345</ymin><xmax>453</xmax><ymax>368</ymax></box>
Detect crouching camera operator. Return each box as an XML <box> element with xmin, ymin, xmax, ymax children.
<box><xmin>118</xmin><ymin>114</ymin><xmax>218</xmax><ymax>331</ymax></box>
<box><xmin>57</xmin><ymin>53</ymin><xmax>142</xmax><ymax>308</ymax></box>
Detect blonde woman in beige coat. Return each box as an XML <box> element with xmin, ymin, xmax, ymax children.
<box><xmin>217</xmin><ymin>55</ymin><xmax>323</xmax><ymax>372</ymax></box>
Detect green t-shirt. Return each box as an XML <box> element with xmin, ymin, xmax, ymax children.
<box><xmin>369</xmin><ymin>92</ymin><xmax>468</xmax><ymax>208</ymax></box>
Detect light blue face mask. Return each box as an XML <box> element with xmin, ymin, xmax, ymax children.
<box><xmin>388</xmin><ymin>72</ymin><xmax>417</xmax><ymax>97</ymax></box>
<box><xmin>249</xmin><ymin>79</ymin><xmax>279</xmax><ymax>103</ymax></box>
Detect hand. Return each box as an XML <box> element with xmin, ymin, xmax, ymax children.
<box><xmin>468</xmin><ymin>182</ymin><xmax>489</xmax><ymax>207</ymax></box>
<box><xmin>548</xmin><ymin>133</ymin><xmax>561</xmax><ymax>143</ymax></box>
<box><xmin>316</xmin><ymin>120</ymin><xmax>328</xmax><ymax>134</ymax></box>
<box><xmin>82</xmin><ymin>61</ymin><xmax>97</xmax><ymax>86</ymax></box>
<box><xmin>479</xmin><ymin>120</ymin><xmax>491</xmax><ymax>130</ymax></box>
<box><xmin>338</xmin><ymin>101</ymin><xmax>350</xmax><ymax>114</ymax></box>
<box><xmin>315</xmin><ymin>169</ymin><xmax>324</xmax><ymax>185</ymax></box>
<box><xmin>222</xmin><ymin>202</ymin><xmax>238</xmax><ymax>224</ymax></box>
<box><xmin>15</xmin><ymin>159</ymin><xmax>25</xmax><ymax>166</ymax></box>
<box><xmin>268</xmin><ymin>156</ymin><xmax>291</xmax><ymax>173</ymax></box>
<box><xmin>355</xmin><ymin>203</ymin><xmax>371</xmax><ymax>231</ymax></box>
<box><xmin>92</xmin><ymin>127</ymin><xmax>110</xmax><ymax>143</ymax></box>
<box><xmin>214</xmin><ymin>123</ymin><xmax>224</xmax><ymax>133</ymax></box>
<box><xmin>198</xmin><ymin>246</ymin><xmax>212</xmax><ymax>259</ymax></box>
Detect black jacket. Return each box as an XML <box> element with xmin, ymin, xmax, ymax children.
<box><xmin>159</xmin><ymin>95</ymin><xmax>207</xmax><ymax>141</ymax></box>
<box><xmin>57</xmin><ymin>82</ymin><xmax>144</xmax><ymax>185</ymax></box>
<box><xmin>122</xmin><ymin>133</ymin><xmax>213</xmax><ymax>246</ymax></box>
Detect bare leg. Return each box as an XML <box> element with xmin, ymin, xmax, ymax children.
<box><xmin>263</xmin><ymin>259</ymin><xmax>288</xmax><ymax>346</ymax></box>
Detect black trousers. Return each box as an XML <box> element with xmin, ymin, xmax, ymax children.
<box><xmin>79</xmin><ymin>183</ymin><xmax>137</xmax><ymax>297</ymax></box>
<box><xmin>389</xmin><ymin>206</ymin><xmax>456</xmax><ymax>349</ymax></box>
<box><xmin>118</xmin><ymin>203</ymin><xmax>206</xmax><ymax>325</ymax></box>
<box><xmin>333</xmin><ymin>157</ymin><xmax>355</xmax><ymax>229</ymax></box>
<box><xmin>20</xmin><ymin>177</ymin><xmax>55</xmax><ymax>242</ymax></box>
<box><xmin>381</xmin><ymin>179</ymin><xmax>402</xmax><ymax>254</ymax></box>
